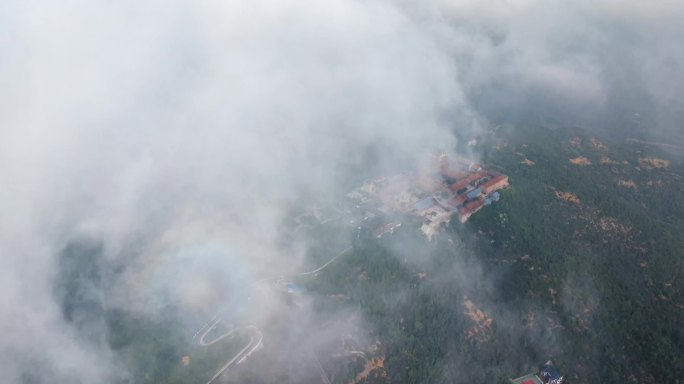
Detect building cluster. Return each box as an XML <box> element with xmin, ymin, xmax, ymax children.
<box><xmin>347</xmin><ymin>154</ymin><xmax>509</xmax><ymax>239</ymax></box>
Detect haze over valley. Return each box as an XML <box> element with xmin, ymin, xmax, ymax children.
<box><xmin>1</xmin><ymin>1</ymin><xmax>683</xmax><ymax>383</ymax></box>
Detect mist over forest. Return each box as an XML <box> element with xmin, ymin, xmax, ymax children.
<box><xmin>1</xmin><ymin>1</ymin><xmax>682</xmax><ymax>383</ymax></box>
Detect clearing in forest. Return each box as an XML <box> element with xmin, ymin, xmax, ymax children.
<box><xmin>570</xmin><ymin>156</ymin><xmax>592</xmax><ymax>166</ymax></box>
<box><xmin>463</xmin><ymin>297</ymin><xmax>494</xmax><ymax>342</ymax></box>
<box><xmin>638</xmin><ymin>157</ymin><xmax>670</xmax><ymax>169</ymax></box>
<box><xmin>555</xmin><ymin>191</ymin><xmax>581</xmax><ymax>204</ymax></box>
<box><xmin>591</xmin><ymin>137</ymin><xmax>607</xmax><ymax>150</ymax></box>
<box><xmin>600</xmin><ymin>156</ymin><xmax>620</xmax><ymax>165</ymax></box>
<box><xmin>617</xmin><ymin>179</ymin><xmax>637</xmax><ymax>189</ymax></box>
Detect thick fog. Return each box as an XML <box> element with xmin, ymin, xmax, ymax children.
<box><xmin>1</xmin><ymin>0</ymin><xmax>683</xmax><ymax>382</ymax></box>
<box><xmin>439</xmin><ymin>0</ymin><xmax>684</xmax><ymax>140</ymax></box>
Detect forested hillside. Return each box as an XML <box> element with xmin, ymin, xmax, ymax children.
<box><xmin>57</xmin><ymin>125</ymin><xmax>683</xmax><ymax>384</ymax></box>
<box><xmin>303</xmin><ymin>125</ymin><xmax>684</xmax><ymax>383</ymax></box>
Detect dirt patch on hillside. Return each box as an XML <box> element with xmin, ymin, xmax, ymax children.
<box><xmin>601</xmin><ymin>156</ymin><xmax>620</xmax><ymax>165</ymax></box>
<box><xmin>599</xmin><ymin>217</ymin><xmax>631</xmax><ymax>236</ymax></box>
<box><xmin>570</xmin><ymin>156</ymin><xmax>592</xmax><ymax>166</ymax></box>
<box><xmin>463</xmin><ymin>296</ymin><xmax>494</xmax><ymax>342</ymax></box>
<box><xmin>617</xmin><ymin>179</ymin><xmax>637</xmax><ymax>189</ymax></box>
<box><xmin>351</xmin><ymin>357</ymin><xmax>387</xmax><ymax>384</ymax></box>
<box><xmin>570</xmin><ymin>137</ymin><xmax>582</xmax><ymax>148</ymax></box>
<box><xmin>549</xmin><ymin>288</ymin><xmax>558</xmax><ymax>305</ymax></box>
<box><xmin>591</xmin><ymin>137</ymin><xmax>607</xmax><ymax>150</ymax></box>
<box><xmin>349</xmin><ymin>342</ymin><xmax>388</xmax><ymax>384</ymax></box>
<box><xmin>638</xmin><ymin>157</ymin><xmax>670</xmax><ymax>169</ymax></box>
<box><xmin>555</xmin><ymin>191</ymin><xmax>581</xmax><ymax>204</ymax></box>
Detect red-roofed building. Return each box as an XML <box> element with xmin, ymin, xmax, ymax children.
<box><xmin>450</xmin><ymin>179</ymin><xmax>471</xmax><ymax>193</ymax></box>
<box><xmin>481</xmin><ymin>174</ymin><xmax>509</xmax><ymax>194</ymax></box>
<box><xmin>451</xmin><ymin>195</ymin><xmax>467</xmax><ymax>206</ymax></box>
<box><xmin>450</xmin><ymin>171</ymin><xmax>488</xmax><ymax>193</ymax></box>
<box><xmin>465</xmin><ymin>198</ymin><xmax>485</xmax><ymax>212</ymax></box>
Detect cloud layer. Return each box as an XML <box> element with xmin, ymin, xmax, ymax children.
<box><xmin>0</xmin><ymin>1</ymin><xmax>470</xmax><ymax>382</ymax></box>
<box><xmin>1</xmin><ymin>0</ymin><xmax>682</xmax><ymax>382</ymax></box>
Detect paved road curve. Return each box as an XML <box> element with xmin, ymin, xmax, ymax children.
<box><xmin>297</xmin><ymin>246</ymin><xmax>352</xmax><ymax>276</ymax></box>
<box><xmin>195</xmin><ymin>245</ymin><xmax>351</xmax><ymax>383</ymax></box>
<box><xmin>196</xmin><ymin>318</ymin><xmax>263</xmax><ymax>384</ymax></box>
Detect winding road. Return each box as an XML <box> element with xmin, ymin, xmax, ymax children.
<box><xmin>194</xmin><ymin>245</ymin><xmax>353</xmax><ymax>383</ymax></box>
<box><xmin>296</xmin><ymin>246</ymin><xmax>352</xmax><ymax>276</ymax></box>
<box><xmin>196</xmin><ymin>317</ymin><xmax>263</xmax><ymax>384</ymax></box>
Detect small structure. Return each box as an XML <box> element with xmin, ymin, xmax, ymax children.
<box><xmin>274</xmin><ymin>279</ymin><xmax>307</xmax><ymax>295</ymax></box>
<box><xmin>538</xmin><ymin>361</ymin><xmax>564</xmax><ymax>384</ymax></box>
<box><xmin>510</xmin><ymin>373</ymin><xmax>543</xmax><ymax>384</ymax></box>
<box><xmin>511</xmin><ymin>361</ymin><xmax>564</xmax><ymax>384</ymax></box>
<box><xmin>286</xmin><ymin>283</ymin><xmax>307</xmax><ymax>294</ymax></box>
